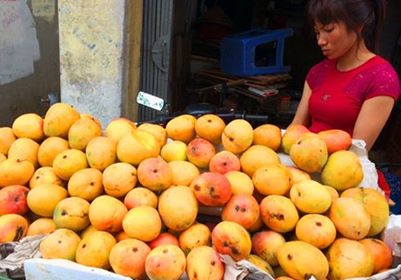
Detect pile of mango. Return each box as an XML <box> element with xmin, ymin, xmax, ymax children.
<box><xmin>0</xmin><ymin>102</ymin><xmax>393</xmax><ymax>280</ymax></box>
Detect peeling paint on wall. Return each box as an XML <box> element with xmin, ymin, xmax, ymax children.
<box><xmin>59</xmin><ymin>0</ymin><xmax>125</xmax><ymax>128</ymax></box>
<box><xmin>0</xmin><ymin>0</ymin><xmax>40</xmax><ymax>85</ymax></box>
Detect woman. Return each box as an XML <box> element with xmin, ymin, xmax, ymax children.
<box><xmin>291</xmin><ymin>0</ymin><xmax>400</xmax><ymax>152</ymax></box>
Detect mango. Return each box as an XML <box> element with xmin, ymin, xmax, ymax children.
<box><xmin>29</xmin><ymin>166</ymin><xmax>65</xmax><ymax>189</ymax></box>
<box><xmin>165</xmin><ymin>114</ymin><xmax>196</xmax><ymax>144</ymax></box>
<box><xmin>222</xmin><ymin>119</ymin><xmax>254</xmax><ymax>154</ymax></box>
<box><xmin>88</xmin><ymin>195</ymin><xmax>127</xmax><ymax>233</ymax></box>
<box><xmin>145</xmin><ymin>245</ymin><xmax>186</xmax><ymax>280</ymax></box>
<box><xmin>40</xmin><ymin>228</ymin><xmax>81</xmax><ymax>260</ymax></box>
<box><xmin>158</xmin><ymin>186</ymin><xmax>198</xmax><ymax>232</ymax></box>
<box><xmin>68</xmin><ymin>117</ymin><xmax>102</xmax><ymax>150</ymax></box>
<box><xmin>190</xmin><ymin>172</ymin><xmax>231</xmax><ymax>207</ymax></box>
<box><xmin>124</xmin><ymin>187</ymin><xmax>158</xmax><ymax>209</ymax></box>
<box><xmin>0</xmin><ymin>185</ymin><xmax>29</xmax><ymax>215</ymax></box>
<box><xmin>289</xmin><ymin>179</ymin><xmax>332</xmax><ymax>214</ymax></box>
<box><xmin>240</xmin><ymin>145</ymin><xmax>280</xmax><ymax>177</ymax></box>
<box><xmin>195</xmin><ymin>114</ymin><xmax>225</xmax><ymax>144</ymax></box>
<box><xmin>186</xmin><ymin>246</ymin><xmax>224</xmax><ymax>280</ymax></box>
<box><xmin>0</xmin><ymin>158</ymin><xmax>35</xmax><ymax>187</ymax></box>
<box><xmin>75</xmin><ymin>230</ymin><xmax>116</xmax><ymax>269</ymax></box>
<box><xmin>341</xmin><ymin>187</ymin><xmax>389</xmax><ymax>236</ymax></box>
<box><xmin>221</xmin><ymin>194</ymin><xmax>260</xmax><ymax>229</ymax></box>
<box><xmin>169</xmin><ymin>160</ymin><xmax>200</xmax><ymax>187</ymax></box>
<box><xmin>103</xmin><ymin>162</ymin><xmax>137</xmax><ymax>198</ymax></box>
<box><xmin>211</xmin><ymin>221</ymin><xmax>251</xmax><ymax>261</ymax></box>
<box><xmin>137</xmin><ymin>157</ymin><xmax>171</xmax><ymax>192</ymax></box>
<box><xmin>43</xmin><ymin>102</ymin><xmax>80</xmax><ymax>138</ymax></box>
<box><xmin>67</xmin><ymin>168</ymin><xmax>103</xmax><ymax>201</ymax></box>
<box><xmin>178</xmin><ymin>223</ymin><xmax>211</xmax><ymax>255</ymax></box>
<box><xmin>253</xmin><ymin>163</ymin><xmax>291</xmax><ymax>196</ymax></box>
<box><xmin>27</xmin><ymin>184</ymin><xmax>68</xmax><ymax>217</ymax></box>
<box><xmin>186</xmin><ymin>137</ymin><xmax>216</xmax><ymax>169</ymax></box>
<box><xmin>85</xmin><ymin>136</ymin><xmax>117</xmax><ymax>171</ymax></box>
<box><xmin>295</xmin><ymin>214</ymin><xmax>336</xmax><ymax>249</ymax></box>
<box><xmin>138</xmin><ymin>123</ymin><xmax>167</xmax><ymax>147</ymax></box>
<box><xmin>12</xmin><ymin>113</ymin><xmax>44</xmax><ymax>142</ymax></box>
<box><xmin>0</xmin><ymin>214</ymin><xmax>28</xmax><ymax>243</ymax></box>
<box><xmin>8</xmin><ymin>137</ymin><xmax>40</xmax><ymax>168</ymax></box>
<box><xmin>329</xmin><ymin>197</ymin><xmax>371</xmax><ymax>240</ymax></box>
<box><xmin>327</xmin><ymin>238</ymin><xmax>374</xmax><ymax>279</ymax></box>
<box><xmin>53</xmin><ymin>197</ymin><xmax>90</xmax><ymax>232</ymax></box>
<box><xmin>281</xmin><ymin>124</ymin><xmax>309</xmax><ymax>154</ymax></box>
<box><xmin>27</xmin><ymin>218</ymin><xmax>57</xmax><ymax>236</ymax></box>
<box><xmin>105</xmin><ymin>118</ymin><xmax>136</xmax><ymax>143</ymax></box>
<box><xmin>109</xmin><ymin>238</ymin><xmax>151</xmax><ymax>279</ymax></box>
<box><xmin>260</xmin><ymin>195</ymin><xmax>299</xmax><ymax>233</ymax></box>
<box><xmin>37</xmin><ymin>137</ymin><xmax>69</xmax><ymax>167</ymax></box>
<box><xmin>251</xmin><ymin>230</ymin><xmax>286</xmax><ymax>266</ymax></box>
<box><xmin>289</xmin><ymin>133</ymin><xmax>328</xmax><ymax>173</ymax></box>
<box><xmin>277</xmin><ymin>241</ymin><xmax>329</xmax><ymax>280</ymax></box>
<box><xmin>321</xmin><ymin>150</ymin><xmax>363</xmax><ymax>191</ymax></box>
<box><xmin>122</xmin><ymin>206</ymin><xmax>161</xmax><ymax>242</ymax></box>
<box><xmin>253</xmin><ymin>124</ymin><xmax>282</xmax><ymax>151</ymax></box>
<box><xmin>52</xmin><ymin>149</ymin><xmax>88</xmax><ymax>181</ymax></box>
<box><xmin>318</xmin><ymin>129</ymin><xmax>352</xmax><ymax>154</ymax></box>
<box><xmin>117</xmin><ymin>130</ymin><xmax>161</xmax><ymax>165</ymax></box>
<box><xmin>0</xmin><ymin>127</ymin><xmax>16</xmax><ymax>155</ymax></box>
<box><xmin>149</xmin><ymin>232</ymin><xmax>179</xmax><ymax>249</ymax></box>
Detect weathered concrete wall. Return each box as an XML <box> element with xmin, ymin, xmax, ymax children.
<box><xmin>58</xmin><ymin>0</ymin><xmax>126</xmax><ymax>128</ymax></box>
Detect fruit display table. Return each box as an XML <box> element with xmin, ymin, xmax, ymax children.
<box><xmin>1</xmin><ymin>103</ymin><xmax>399</xmax><ymax>280</ymax></box>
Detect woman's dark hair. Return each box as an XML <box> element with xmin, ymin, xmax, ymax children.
<box><xmin>306</xmin><ymin>0</ymin><xmax>386</xmax><ymax>52</ymax></box>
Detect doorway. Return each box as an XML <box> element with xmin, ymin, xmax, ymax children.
<box><xmin>0</xmin><ymin>0</ymin><xmax>60</xmax><ymax>126</ymax></box>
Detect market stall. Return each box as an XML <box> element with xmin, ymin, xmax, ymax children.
<box><xmin>0</xmin><ymin>103</ymin><xmax>400</xmax><ymax>280</ymax></box>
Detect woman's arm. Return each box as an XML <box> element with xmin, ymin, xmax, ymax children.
<box><xmin>353</xmin><ymin>96</ymin><xmax>395</xmax><ymax>151</ymax></box>
<box><xmin>290</xmin><ymin>82</ymin><xmax>312</xmax><ymax>127</ymax></box>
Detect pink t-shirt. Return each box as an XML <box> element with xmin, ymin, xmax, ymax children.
<box><xmin>306</xmin><ymin>56</ymin><xmax>400</xmax><ymax>135</ymax></box>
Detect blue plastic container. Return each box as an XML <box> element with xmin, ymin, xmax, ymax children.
<box><xmin>220</xmin><ymin>28</ymin><xmax>293</xmax><ymax>76</ymax></box>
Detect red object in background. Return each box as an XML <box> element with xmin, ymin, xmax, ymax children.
<box><xmin>377</xmin><ymin>169</ymin><xmax>391</xmax><ymax>199</ymax></box>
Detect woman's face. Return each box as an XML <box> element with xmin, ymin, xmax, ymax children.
<box><xmin>313</xmin><ymin>21</ymin><xmax>358</xmax><ymax>59</ymax></box>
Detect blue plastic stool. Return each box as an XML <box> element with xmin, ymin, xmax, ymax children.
<box><xmin>220</xmin><ymin>28</ymin><xmax>294</xmax><ymax>76</ymax></box>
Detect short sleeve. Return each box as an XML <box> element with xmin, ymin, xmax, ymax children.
<box><xmin>306</xmin><ymin>60</ymin><xmax>331</xmax><ymax>89</ymax></box>
<box><xmin>366</xmin><ymin>62</ymin><xmax>401</xmax><ymax>101</ymax></box>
